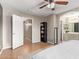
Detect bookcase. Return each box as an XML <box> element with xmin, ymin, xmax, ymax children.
<box><xmin>40</xmin><ymin>22</ymin><xmax>47</xmax><ymax>42</ymax></box>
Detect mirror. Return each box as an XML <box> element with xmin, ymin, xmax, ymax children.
<box><xmin>0</xmin><ymin>4</ymin><xmax>3</xmax><ymax>51</ymax></box>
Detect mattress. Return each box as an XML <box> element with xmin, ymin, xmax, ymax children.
<box><xmin>32</xmin><ymin>40</ymin><xmax>79</xmax><ymax>59</ymax></box>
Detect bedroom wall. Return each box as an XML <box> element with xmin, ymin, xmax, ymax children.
<box><xmin>46</xmin><ymin>15</ymin><xmax>54</xmax><ymax>43</ymax></box>
<box><xmin>1</xmin><ymin>3</ymin><xmax>45</xmax><ymax>49</ymax></box>
<box><xmin>46</xmin><ymin>15</ymin><xmax>59</xmax><ymax>44</ymax></box>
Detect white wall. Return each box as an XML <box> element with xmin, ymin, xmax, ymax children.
<box><xmin>47</xmin><ymin>15</ymin><xmax>54</xmax><ymax>43</ymax></box>
<box><xmin>46</xmin><ymin>15</ymin><xmax>55</xmax><ymax>43</ymax></box>
<box><xmin>1</xmin><ymin>4</ymin><xmax>45</xmax><ymax>49</ymax></box>
<box><xmin>46</xmin><ymin>14</ymin><xmax>60</xmax><ymax>44</ymax></box>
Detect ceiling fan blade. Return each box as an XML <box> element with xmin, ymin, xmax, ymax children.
<box><xmin>45</xmin><ymin>0</ymin><xmax>48</xmax><ymax>1</ymax></box>
<box><xmin>39</xmin><ymin>4</ymin><xmax>48</xmax><ymax>9</ymax></box>
<box><xmin>55</xmin><ymin>1</ymin><xmax>68</xmax><ymax>5</ymax></box>
<box><xmin>45</xmin><ymin>0</ymin><xmax>53</xmax><ymax>3</ymax></box>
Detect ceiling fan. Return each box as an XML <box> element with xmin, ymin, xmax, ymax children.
<box><xmin>39</xmin><ymin>0</ymin><xmax>68</xmax><ymax>10</ymax></box>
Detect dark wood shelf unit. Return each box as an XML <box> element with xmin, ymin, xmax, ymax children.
<box><xmin>40</xmin><ymin>22</ymin><xmax>47</xmax><ymax>43</ymax></box>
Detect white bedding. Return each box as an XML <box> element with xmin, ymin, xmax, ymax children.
<box><xmin>32</xmin><ymin>40</ymin><xmax>79</xmax><ymax>59</ymax></box>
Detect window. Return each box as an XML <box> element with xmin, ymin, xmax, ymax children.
<box><xmin>74</xmin><ymin>23</ymin><xmax>79</xmax><ymax>32</ymax></box>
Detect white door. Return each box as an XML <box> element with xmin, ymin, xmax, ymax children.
<box><xmin>12</xmin><ymin>15</ymin><xmax>24</xmax><ymax>49</ymax></box>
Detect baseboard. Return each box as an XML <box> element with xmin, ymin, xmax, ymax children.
<box><xmin>47</xmin><ymin>41</ymin><xmax>54</xmax><ymax>45</ymax></box>
<box><xmin>3</xmin><ymin>46</ymin><xmax>11</xmax><ymax>50</ymax></box>
<box><xmin>32</xmin><ymin>41</ymin><xmax>40</xmax><ymax>43</ymax></box>
<box><xmin>0</xmin><ymin>48</ymin><xmax>4</xmax><ymax>55</ymax></box>
<box><xmin>0</xmin><ymin>46</ymin><xmax>11</xmax><ymax>54</ymax></box>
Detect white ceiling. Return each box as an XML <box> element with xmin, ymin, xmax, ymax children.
<box><xmin>1</xmin><ymin>0</ymin><xmax>79</xmax><ymax>16</ymax></box>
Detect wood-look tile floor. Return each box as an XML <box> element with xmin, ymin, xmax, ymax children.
<box><xmin>0</xmin><ymin>40</ymin><xmax>52</xmax><ymax>59</ymax></box>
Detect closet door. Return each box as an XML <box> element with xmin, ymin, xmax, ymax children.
<box><xmin>12</xmin><ymin>15</ymin><xmax>24</xmax><ymax>49</ymax></box>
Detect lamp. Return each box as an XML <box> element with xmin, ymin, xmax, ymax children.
<box><xmin>47</xmin><ymin>3</ymin><xmax>55</xmax><ymax>9</ymax></box>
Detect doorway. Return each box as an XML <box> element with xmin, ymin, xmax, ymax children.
<box><xmin>60</xmin><ymin>11</ymin><xmax>79</xmax><ymax>42</ymax></box>
<box><xmin>24</xmin><ymin>19</ymin><xmax>32</xmax><ymax>44</ymax></box>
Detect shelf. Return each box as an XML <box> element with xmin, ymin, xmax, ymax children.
<box><xmin>41</xmin><ymin>31</ymin><xmax>44</xmax><ymax>33</ymax></box>
<box><xmin>41</xmin><ymin>24</ymin><xmax>43</xmax><ymax>26</ymax></box>
<box><xmin>40</xmin><ymin>22</ymin><xmax>47</xmax><ymax>42</ymax></box>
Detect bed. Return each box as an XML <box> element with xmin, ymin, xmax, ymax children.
<box><xmin>32</xmin><ymin>40</ymin><xmax>79</xmax><ymax>59</ymax></box>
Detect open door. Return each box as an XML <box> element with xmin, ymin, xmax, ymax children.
<box><xmin>12</xmin><ymin>15</ymin><xmax>24</xmax><ymax>49</ymax></box>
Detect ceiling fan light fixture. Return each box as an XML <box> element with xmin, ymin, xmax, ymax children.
<box><xmin>47</xmin><ymin>3</ymin><xmax>55</xmax><ymax>9</ymax></box>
